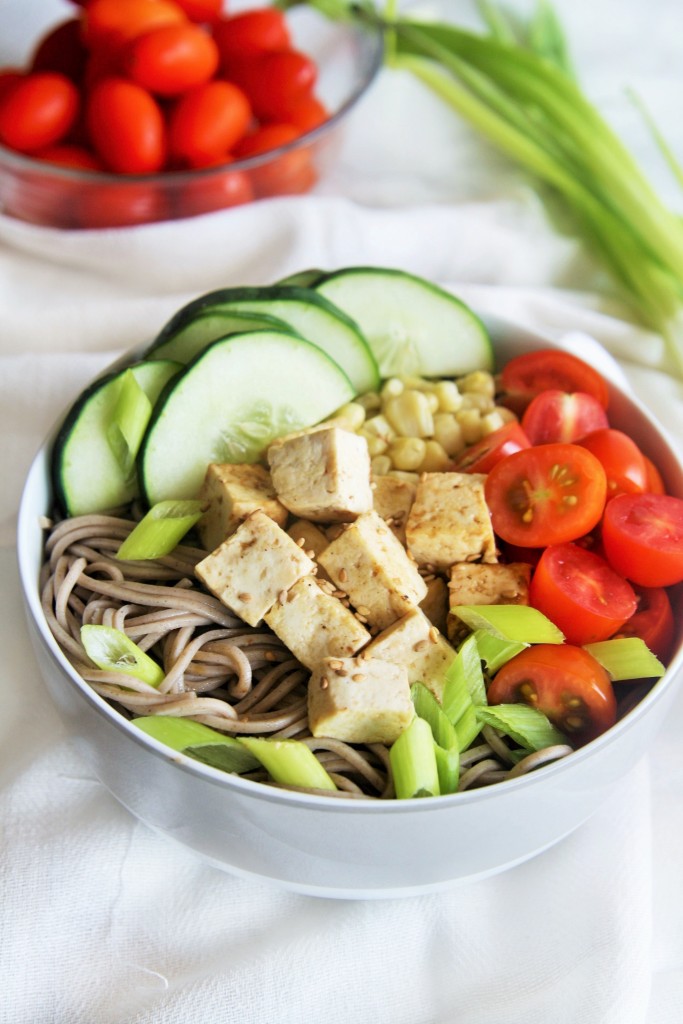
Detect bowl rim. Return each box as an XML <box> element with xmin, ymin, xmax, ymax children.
<box><xmin>0</xmin><ymin>8</ymin><xmax>385</xmax><ymax>184</ymax></box>
<box><xmin>17</xmin><ymin>311</ymin><xmax>683</xmax><ymax>814</ymax></box>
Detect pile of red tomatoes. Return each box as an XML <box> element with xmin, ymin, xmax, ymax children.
<box><xmin>0</xmin><ymin>0</ymin><xmax>329</xmax><ymax>226</ymax></box>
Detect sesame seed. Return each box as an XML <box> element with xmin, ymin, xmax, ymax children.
<box><xmin>429</xmin><ymin>626</ymin><xmax>439</xmax><ymax>643</ymax></box>
<box><xmin>352</xmin><ymin>673</ymin><xmax>365</xmax><ymax>682</ymax></box>
<box><xmin>296</xmin><ymin>537</ymin><xmax>306</xmax><ymax>547</ymax></box>
<box><xmin>356</xmin><ymin>605</ymin><xmax>371</xmax><ymax>617</ymax></box>
<box><xmin>329</xmin><ymin>659</ymin><xmax>343</xmax><ymax>670</ymax></box>
<box><xmin>305</xmin><ymin>549</ymin><xmax>316</xmax><ymax>558</ymax></box>
<box><xmin>338</xmin><ymin>567</ymin><xmax>348</xmax><ymax>582</ymax></box>
<box><xmin>238</xmin><ymin>592</ymin><xmax>252</xmax><ymax>602</ymax></box>
<box><xmin>321</xmin><ymin>677</ymin><xmax>329</xmax><ymax>690</ymax></box>
<box><xmin>287</xmin><ymin>589</ymin><xmax>298</xmax><ymax>603</ymax></box>
<box><xmin>278</xmin><ymin>589</ymin><xmax>287</xmax><ymax>605</ymax></box>
<box><xmin>413</xmin><ymin>640</ymin><xmax>430</xmax><ymax>652</ymax></box>
<box><xmin>355</xmin><ymin>613</ymin><xmax>368</xmax><ymax>624</ymax></box>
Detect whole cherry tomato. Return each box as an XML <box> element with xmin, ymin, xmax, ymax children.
<box><xmin>177</xmin><ymin>162</ymin><xmax>254</xmax><ymax>217</ymax></box>
<box><xmin>529</xmin><ymin>542</ymin><xmax>637</xmax><ymax>645</ymax></box>
<box><xmin>83</xmin><ymin>0</ymin><xmax>188</xmax><ymax>50</ymax></box>
<box><xmin>601</xmin><ymin>493</ymin><xmax>683</xmax><ymax>587</ymax></box>
<box><xmin>484</xmin><ymin>442</ymin><xmax>607</xmax><ymax>548</ymax></box>
<box><xmin>86</xmin><ymin>78</ymin><xmax>166</xmax><ymax>173</ymax></box>
<box><xmin>224</xmin><ymin>50</ymin><xmax>317</xmax><ymax>121</ymax></box>
<box><xmin>124</xmin><ymin>23</ymin><xmax>219</xmax><ymax>96</ymax></box>
<box><xmin>487</xmin><ymin>644</ymin><xmax>617</xmax><ymax>747</ymax></box>
<box><xmin>453</xmin><ymin>420</ymin><xmax>531</xmax><ymax>474</ymax></box>
<box><xmin>168</xmin><ymin>80</ymin><xmax>252</xmax><ymax>167</ymax></box>
<box><xmin>75</xmin><ymin>181</ymin><xmax>167</xmax><ymax>228</ymax></box>
<box><xmin>36</xmin><ymin>143</ymin><xmax>104</xmax><ymax>170</ymax></box>
<box><xmin>30</xmin><ymin>19</ymin><xmax>88</xmax><ymax>83</ymax></box>
<box><xmin>0</xmin><ymin>70</ymin><xmax>23</xmax><ymax>101</ymax></box>
<box><xmin>0</xmin><ymin>72</ymin><xmax>79</xmax><ymax>153</ymax></box>
<box><xmin>233</xmin><ymin>123</ymin><xmax>316</xmax><ymax>197</ymax></box>
<box><xmin>576</xmin><ymin>428</ymin><xmax>649</xmax><ymax>498</ymax></box>
<box><xmin>500</xmin><ymin>348</ymin><xmax>610</xmax><ymax>412</ymax></box>
<box><xmin>643</xmin><ymin>455</ymin><xmax>666</xmax><ymax>495</ymax></box>
<box><xmin>282</xmin><ymin>93</ymin><xmax>329</xmax><ymax>133</ymax></box>
<box><xmin>173</xmin><ymin>0</ymin><xmax>223</xmax><ymax>21</ymax></box>
<box><xmin>521</xmin><ymin>389</ymin><xmax>609</xmax><ymax>445</ymax></box>
<box><xmin>212</xmin><ymin>8</ymin><xmax>292</xmax><ymax>62</ymax></box>
<box><xmin>616</xmin><ymin>586</ymin><xmax>676</xmax><ymax>663</ymax></box>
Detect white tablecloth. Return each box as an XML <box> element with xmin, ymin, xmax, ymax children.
<box><xmin>2</xmin><ymin>1</ymin><xmax>683</xmax><ymax>1022</ymax></box>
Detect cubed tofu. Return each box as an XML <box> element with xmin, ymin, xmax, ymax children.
<box><xmin>264</xmin><ymin>576</ymin><xmax>370</xmax><ymax>670</ymax></box>
<box><xmin>371</xmin><ymin>474</ymin><xmax>416</xmax><ymax>545</ymax></box>
<box><xmin>419</xmin><ymin>575</ymin><xmax>449</xmax><ymax>635</ymax></box>
<box><xmin>197</xmin><ymin>462</ymin><xmax>288</xmax><ymax>552</ymax></box>
<box><xmin>362</xmin><ymin>607</ymin><xmax>457</xmax><ymax>702</ymax></box>
<box><xmin>318</xmin><ymin>510</ymin><xmax>427</xmax><ymax>630</ymax></box>
<box><xmin>267</xmin><ymin>426</ymin><xmax>373</xmax><ymax>523</ymax></box>
<box><xmin>308</xmin><ymin>656</ymin><xmax>414</xmax><ymax>745</ymax></box>
<box><xmin>447</xmin><ymin>561</ymin><xmax>531</xmax><ymax>641</ymax></box>
<box><xmin>195</xmin><ymin>510</ymin><xmax>315</xmax><ymax>626</ymax></box>
<box><xmin>406</xmin><ymin>472</ymin><xmax>497</xmax><ymax>570</ymax></box>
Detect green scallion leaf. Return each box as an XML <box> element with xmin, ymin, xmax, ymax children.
<box><xmin>116</xmin><ymin>500</ymin><xmax>203</xmax><ymax>561</ymax></box>
<box><xmin>131</xmin><ymin>716</ymin><xmax>260</xmax><ymax>773</ymax></box>
<box><xmin>477</xmin><ymin>703</ymin><xmax>567</xmax><ymax>750</ymax></box>
<box><xmin>107</xmin><ymin>369</ymin><xmax>153</xmax><ymax>477</ymax></box>
<box><xmin>81</xmin><ymin>625</ymin><xmax>164</xmax><ymax>687</ymax></box>
<box><xmin>583</xmin><ymin>637</ymin><xmax>666</xmax><ymax>681</ymax></box>
<box><xmin>411</xmin><ymin>684</ymin><xmax>460</xmax><ymax>794</ymax></box>
<box><xmin>390</xmin><ymin>716</ymin><xmax>441</xmax><ymax>798</ymax></box>
<box><xmin>453</xmin><ymin>604</ymin><xmax>565</xmax><ymax>644</ymax></box>
<box><xmin>472</xmin><ymin>628</ymin><xmax>527</xmax><ymax>673</ymax></box>
<box><xmin>238</xmin><ymin>736</ymin><xmax>337</xmax><ymax>791</ymax></box>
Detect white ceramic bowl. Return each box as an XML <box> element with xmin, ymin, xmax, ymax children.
<box><xmin>18</xmin><ymin>317</ymin><xmax>683</xmax><ymax>899</ymax></box>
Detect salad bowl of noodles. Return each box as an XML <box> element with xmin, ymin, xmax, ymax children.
<box><xmin>17</xmin><ymin>269</ymin><xmax>683</xmax><ymax>898</ymax></box>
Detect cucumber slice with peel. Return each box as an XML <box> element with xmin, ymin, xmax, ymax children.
<box><xmin>147</xmin><ymin>309</ymin><xmax>294</xmax><ymax>364</ymax></box>
<box><xmin>139</xmin><ymin>330</ymin><xmax>355</xmax><ymax>505</ymax></box>
<box><xmin>52</xmin><ymin>358</ymin><xmax>181</xmax><ymax>516</ymax></box>
<box><xmin>314</xmin><ymin>267</ymin><xmax>493</xmax><ymax>378</ymax></box>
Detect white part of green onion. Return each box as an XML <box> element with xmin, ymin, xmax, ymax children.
<box><xmin>116</xmin><ymin>500</ymin><xmax>203</xmax><ymax>561</ymax></box>
<box><xmin>583</xmin><ymin>637</ymin><xmax>665</xmax><ymax>681</ymax></box>
<box><xmin>238</xmin><ymin>737</ymin><xmax>337</xmax><ymax>791</ymax></box>
<box><xmin>80</xmin><ymin>624</ymin><xmax>164</xmax><ymax>688</ymax></box>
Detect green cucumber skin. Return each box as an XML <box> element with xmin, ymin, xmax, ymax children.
<box><xmin>148</xmin><ymin>310</ymin><xmax>296</xmax><ymax>365</ymax></box>
<box><xmin>276</xmin><ymin>268</ymin><xmax>327</xmax><ymax>288</ymax></box>
<box><xmin>52</xmin><ymin>359</ymin><xmax>181</xmax><ymax>517</ymax></box>
<box><xmin>139</xmin><ymin>329</ymin><xmax>356</xmax><ymax>507</ymax></box>
<box><xmin>314</xmin><ymin>266</ymin><xmax>494</xmax><ymax>377</ymax></box>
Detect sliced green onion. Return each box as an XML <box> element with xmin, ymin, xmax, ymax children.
<box><xmin>131</xmin><ymin>716</ymin><xmax>260</xmax><ymax>773</ymax></box>
<box><xmin>410</xmin><ymin>684</ymin><xmax>460</xmax><ymax>794</ymax></box>
<box><xmin>453</xmin><ymin>704</ymin><xmax>482</xmax><ymax>753</ymax></box>
<box><xmin>454</xmin><ymin>604</ymin><xmax>565</xmax><ymax>644</ymax></box>
<box><xmin>80</xmin><ymin>624</ymin><xmax>164</xmax><ymax>687</ymax></box>
<box><xmin>107</xmin><ymin>369</ymin><xmax>153</xmax><ymax>476</ymax></box>
<box><xmin>473</xmin><ymin>628</ymin><xmax>527</xmax><ymax>673</ymax></box>
<box><xmin>390</xmin><ymin>716</ymin><xmax>441</xmax><ymax>799</ymax></box>
<box><xmin>434</xmin><ymin>744</ymin><xmax>460</xmax><ymax>795</ymax></box>
<box><xmin>441</xmin><ymin>636</ymin><xmax>485</xmax><ymax>751</ymax></box>
<box><xmin>583</xmin><ymin>637</ymin><xmax>666</xmax><ymax>681</ymax></box>
<box><xmin>238</xmin><ymin>736</ymin><xmax>337</xmax><ymax>791</ymax></box>
<box><xmin>116</xmin><ymin>500</ymin><xmax>203</xmax><ymax>561</ymax></box>
<box><xmin>477</xmin><ymin>703</ymin><xmax>567</xmax><ymax>750</ymax></box>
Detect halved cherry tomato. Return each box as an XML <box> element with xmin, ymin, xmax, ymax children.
<box><xmin>177</xmin><ymin>162</ymin><xmax>254</xmax><ymax>217</ymax></box>
<box><xmin>224</xmin><ymin>50</ymin><xmax>317</xmax><ymax>122</ymax></box>
<box><xmin>234</xmin><ymin>123</ymin><xmax>316</xmax><ymax>197</ymax></box>
<box><xmin>173</xmin><ymin>0</ymin><xmax>222</xmax><ymax>21</ymax></box>
<box><xmin>168</xmin><ymin>79</ymin><xmax>252</xmax><ymax>167</ymax></box>
<box><xmin>86</xmin><ymin>78</ymin><xmax>166</xmax><ymax>173</ymax></box>
<box><xmin>487</xmin><ymin>644</ymin><xmax>617</xmax><ymax>746</ymax></box>
<box><xmin>30</xmin><ymin>19</ymin><xmax>88</xmax><ymax>83</ymax></box>
<box><xmin>82</xmin><ymin>0</ymin><xmax>188</xmax><ymax>50</ymax></box>
<box><xmin>529</xmin><ymin>542</ymin><xmax>637</xmax><ymax>645</ymax></box>
<box><xmin>576</xmin><ymin>428</ymin><xmax>649</xmax><ymax>498</ymax></box>
<box><xmin>602</xmin><ymin>493</ymin><xmax>683</xmax><ymax>587</ymax></box>
<box><xmin>501</xmin><ymin>349</ymin><xmax>610</xmax><ymax>411</ymax></box>
<box><xmin>453</xmin><ymin>420</ymin><xmax>530</xmax><ymax>474</ymax></box>
<box><xmin>615</xmin><ymin>586</ymin><xmax>676</xmax><ymax>663</ymax></box>
<box><xmin>212</xmin><ymin>9</ymin><xmax>292</xmax><ymax>63</ymax></box>
<box><xmin>484</xmin><ymin>443</ymin><xmax>607</xmax><ymax>548</ymax></box>
<box><xmin>643</xmin><ymin>455</ymin><xmax>666</xmax><ymax>495</ymax></box>
<box><xmin>0</xmin><ymin>72</ymin><xmax>79</xmax><ymax>153</ymax></box>
<box><xmin>124</xmin><ymin>22</ymin><xmax>219</xmax><ymax>96</ymax></box>
<box><xmin>521</xmin><ymin>389</ymin><xmax>609</xmax><ymax>445</ymax></box>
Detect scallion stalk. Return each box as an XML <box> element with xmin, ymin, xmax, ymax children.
<box><xmin>453</xmin><ymin>604</ymin><xmax>564</xmax><ymax>644</ymax></box>
<box><xmin>116</xmin><ymin>500</ymin><xmax>203</xmax><ymax>561</ymax></box>
<box><xmin>80</xmin><ymin>624</ymin><xmax>164</xmax><ymax>687</ymax></box>
<box><xmin>411</xmin><ymin>682</ymin><xmax>460</xmax><ymax>792</ymax></box>
<box><xmin>389</xmin><ymin>716</ymin><xmax>441</xmax><ymax>798</ymax></box>
<box><xmin>132</xmin><ymin>716</ymin><xmax>261</xmax><ymax>773</ymax></box>
<box><xmin>583</xmin><ymin>637</ymin><xmax>665</xmax><ymax>681</ymax></box>
<box><xmin>476</xmin><ymin>703</ymin><xmax>567</xmax><ymax>750</ymax></box>
<box><xmin>238</xmin><ymin>736</ymin><xmax>338</xmax><ymax>791</ymax></box>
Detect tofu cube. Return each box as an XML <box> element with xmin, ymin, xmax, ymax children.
<box><xmin>197</xmin><ymin>462</ymin><xmax>287</xmax><ymax>552</ymax></box>
<box><xmin>362</xmin><ymin>607</ymin><xmax>457</xmax><ymax>703</ymax></box>
<box><xmin>286</xmin><ymin>519</ymin><xmax>332</xmax><ymax>582</ymax></box>
<box><xmin>318</xmin><ymin>510</ymin><xmax>427</xmax><ymax>630</ymax></box>
<box><xmin>406</xmin><ymin>472</ymin><xmax>497</xmax><ymax>570</ymax></box>
<box><xmin>419</xmin><ymin>575</ymin><xmax>449</xmax><ymax>635</ymax></box>
<box><xmin>371</xmin><ymin>474</ymin><xmax>416</xmax><ymax>545</ymax></box>
<box><xmin>268</xmin><ymin>426</ymin><xmax>373</xmax><ymax>523</ymax></box>
<box><xmin>308</xmin><ymin>656</ymin><xmax>414</xmax><ymax>745</ymax></box>
<box><xmin>195</xmin><ymin>510</ymin><xmax>315</xmax><ymax>626</ymax></box>
<box><xmin>447</xmin><ymin>561</ymin><xmax>532</xmax><ymax>641</ymax></box>
<box><xmin>264</xmin><ymin>576</ymin><xmax>370</xmax><ymax>670</ymax></box>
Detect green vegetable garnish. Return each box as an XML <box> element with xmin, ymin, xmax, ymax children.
<box><xmin>476</xmin><ymin>703</ymin><xmax>567</xmax><ymax>752</ymax></box>
<box><xmin>411</xmin><ymin>683</ymin><xmax>460</xmax><ymax>793</ymax></box>
<box><xmin>116</xmin><ymin>500</ymin><xmax>203</xmax><ymax>561</ymax></box>
<box><xmin>238</xmin><ymin>737</ymin><xmax>337</xmax><ymax>791</ymax></box>
<box><xmin>583</xmin><ymin>637</ymin><xmax>665</xmax><ymax>681</ymax></box>
<box><xmin>390</xmin><ymin>716</ymin><xmax>441</xmax><ymax>799</ymax></box>
<box><xmin>80</xmin><ymin>625</ymin><xmax>164</xmax><ymax>687</ymax></box>
<box><xmin>131</xmin><ymin>717</ymin><xmax>260</xmax><ymax>773</ymax></box>
<box><xmin>454</xmin><ymin>604</ymin><xmax>565</xmax><ymax>645</ymax></box>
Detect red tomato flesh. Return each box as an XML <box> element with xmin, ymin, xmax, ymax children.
<box><xmin>484</xmin><ymin>443</ymin><xmax>607</xmax><ymax>548</ymax></box>
<box><xmin>487</xmin><ymin>644</ymin><xmax>617</xmax><ymax>746</ymax></box>
<box><xmin>529</xmin><ymin>542</ymin><xmax>637</xmax><ymax>645</ymax></box>
<box><xmin>453</xmin><ymin>420</ymin><xmax>531</xmax><ymax>474</ymax></box>
<box><xmin>602</xmin><ymin>493</ymin><xmax>683</xmax><ymax>587</ymax></box>
<box><xmin>615</xmin><ymin>586</ymin><xmax>676</xmax><ymax>663</ymax></box>
<box><xmin>501</xmin><ymin>348</ymin><xmax>610</xmax><ymax>410</ymax></box>
<box><xmin>521</xmin><ymin>389</ymin><xmax>609</xmax><ymax>445</ymax></box>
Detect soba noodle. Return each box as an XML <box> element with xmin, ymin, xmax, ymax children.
<box><xmin>40</xmin><ymin>511</ymin><xmax>574</xmax><ymax>798</ymax></box>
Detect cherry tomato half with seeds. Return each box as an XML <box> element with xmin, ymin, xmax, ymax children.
<box><xmin>601</xmin><ymin>493</ymin><xmax>683</xmax><ymax>587</ymax></box>
<box><xmin>521</xmin><ymin>389</ymin><xmax>609</xmax><ymax>445</ymax></box>
<box><xmin>0</xmin><ymin>72</ymin><xmax>79</xmax><ymax>153</ymax></box>
<box><xmin>576</xmin><ymin>428</ymin><xmax>649</xmax><ymax>499</ymax></box>
<box><xmin>86</xmin><ymin>78</ymin><xmax>166</xmax><ymax>174</ymax></box>
<box><xmin>124</xmin><ymin>22</ymin><xmax>220</xmax><ymax>96</ymax></box>
<box><xmin>529</xmin><ymin>542</ymin><xmax>637</xmax><ymax>645</ymax></box>
<box><xmin>168</xmin><ymin>80</ymin><xmax>252</xmax><ymax>167</ymax></box>
<box><xmin>501</xmin><ymin>348</ymin><xmax>610</xmax><ymax>412</ymax></box>
<box><xmin>615</xmin><ymin>586</ymin><xmax>676</xmax><ymax>663</ymax></box>
<box><xmin>212</xmin><ymin>9</ymin><xmax>292</xmax><ymax>62</ymax></box>
<box><xmin>484</xmin><ymin>442</ymin><xmax>607</xmax><ymax>548</ymax></box>
<box><xmin>487</xmin><ymin>644</ymin><xmax>617</xmax><ymax>747</ymax></box>
<box><xmin>453</xmin><ymin>420</ymin><xmax>531</xmax><ymax>474</ymax></box>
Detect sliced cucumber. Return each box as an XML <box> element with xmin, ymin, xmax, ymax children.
<box><xmin>53</xmin><ymin>359</ymin><xmax>182</xmax><ymax>516</ymax></box>
<box><xmin>314</xmin><ymin>266</ymin><xmax>493</xmax><ymax>378</ymax></box>
<box><xmin>277</xmin><ymin>268</ymin><xmax>327</xmax><ymax>288</ymax></box>
<box><xmin>147</xmin><ymin>309</ymin><xmax>294</xmax><ymax>364</ymax></box>
<box><xmin>139</xmin><ymin>330</ymin><xmax>355</xmax><ymax>506</ymax></box>
<box><xmin>146</xmin><ymin>285</ymin><xmax>379</xmax><ymax>395</ymax></box>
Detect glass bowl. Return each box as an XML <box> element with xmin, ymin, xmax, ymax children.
<box><xmin>0</xmin><ymin>1</ymin><xmax>383</xmax><ymax>229</ymax></box>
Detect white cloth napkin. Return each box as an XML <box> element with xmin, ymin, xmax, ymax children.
<box><xmin>2</xmin><ymin>1</ymin><xmax>683</xmax><ymax>1022</ymax></box>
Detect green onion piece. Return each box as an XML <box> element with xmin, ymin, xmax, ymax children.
<box><xmin>472</xmin><ymin>628</ymin><xmax>527</xmax><ymax>673</ymax></box>
<box><xmin>390</xmin><ymin>716</ymin><xmax>441</xmax><ymax>799</ymax></box>
<box><xmin>238</xmin><ymin>736</ymin><xmax>337</xmax><ymax>791</ymax></box>
<box><xmin>477</xmin><ymin>703</ymin><xmax>567</xmax><ymax>750</ymax></box>
<box><xmin>434</xmin><ymin>744</ymin><xmax>460</xmax><ymax>795</ymax></box>
<box><xmin>454</xmin><ymin>704</ymin><xmax>482</xmax><ymax>753</ymax></box>
<box><xmin>583</xmin><ymin>637</ymin><xmax>666</xmax><ymax>681</ymax></box>
<box><xmin>410</xmin><ymin>684</ymin><xmax>460</xmax><ymax>793</ymax></box>
<box><xmin>107</xmin><ymin>369</ymin><xmax>153</xmax><ymax>476</ymax></box>
<box><xmin>453</xmin><ymin>604</ymin><xmax>565</xmax><ymax>644</ymax></box>
<box><xmin>116</xmin><ymin>500</ymin><xmax>203</xmax><ymax>561</ymax></box>
<box><xmin>131</xmin><ymin>716</ymin><xmax>260</xmax><ymax>773</ymax></box>
<box><xmin>456</xmin><ymin>634</ymin><xmax>488</xmax><ymax>704</ymax></box>
<box><xmin>80</xmin><ymin>624</ymin><xmax>164</xmax><ymax>687</ymax></box>
<box><xmin>441</xmin><ymin>638</ymin><xmax>485</xmax><ymax>751</ymax></box>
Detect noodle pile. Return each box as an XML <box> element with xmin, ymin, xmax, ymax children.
<box><xmin>40</xmin><ymin>511</ymin><xmax>573</xmax><ymax>798</ymax></box>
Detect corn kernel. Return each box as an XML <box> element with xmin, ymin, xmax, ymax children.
<box><xmin>433</xmin><ymin>412</ymin><xmax>466</xmax><ymax>457</ymax></box>
<box><xmin>480</xmin><ymin>410</ymin><xmax>506</xmax><ymax>435</ymax></box>
<box><xmin>419</xmin><ymin>440</ymin><xmax>451</xmax><ymax>472</ymax></box>
<box><xmin>388</xmin><ymin>470</ymin><xmax>420</xmax><ymax>485</ymax></box>
<box><xmin>332</xmin><ymin>402</ymin><xmax>366</xmax><ymax>432</ymax></box>
<box><xmin>458</xmin><ymin>370</ymin><xmax>496</xmax><ymax>397</ymax></box>
<box><xmin>384</xmin><ymin>390</ymin><xmax>434</xmax><ymax>437</ymax></box>
<box><xmin>424</xmin><ymin>391</ymin><xmax>440</xmax><ymax>414</ymax></box>
<box><xmin>388</xmin><ymin>436</ymin><xmax>427</xmax><ymax>471</ymax></box>
<box><xmin>380</xmin><ymin>377</ymin><xmax>404</xmax><ymax>401</ymax></box>
<box><xmin>357</xmin><ymin>391</ymin><xmax>381</xmax><ymax>412</ymax></box>
<box><xmin>456</xmin><ymin>408</ymin><xmax>483</xmax><ymax>445</ymax></box>
<box><xmin>460</xmin><ymin>392</ymin><xmax>494</xmax><ymax>413</ymax></box>
<box><xmin>433</xmin><ymin>380</ymin><xmax>462</xmax><ymax>412</ymax></box>
<box><xmin>371</xmin><ymin>455</ymin><xmax>392</xmax><ymax>476</ymax></box>
<box><xmin>359</xmin><ymin>431</ymin><xmax>389</xmax><ymax>457</ymax></box>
